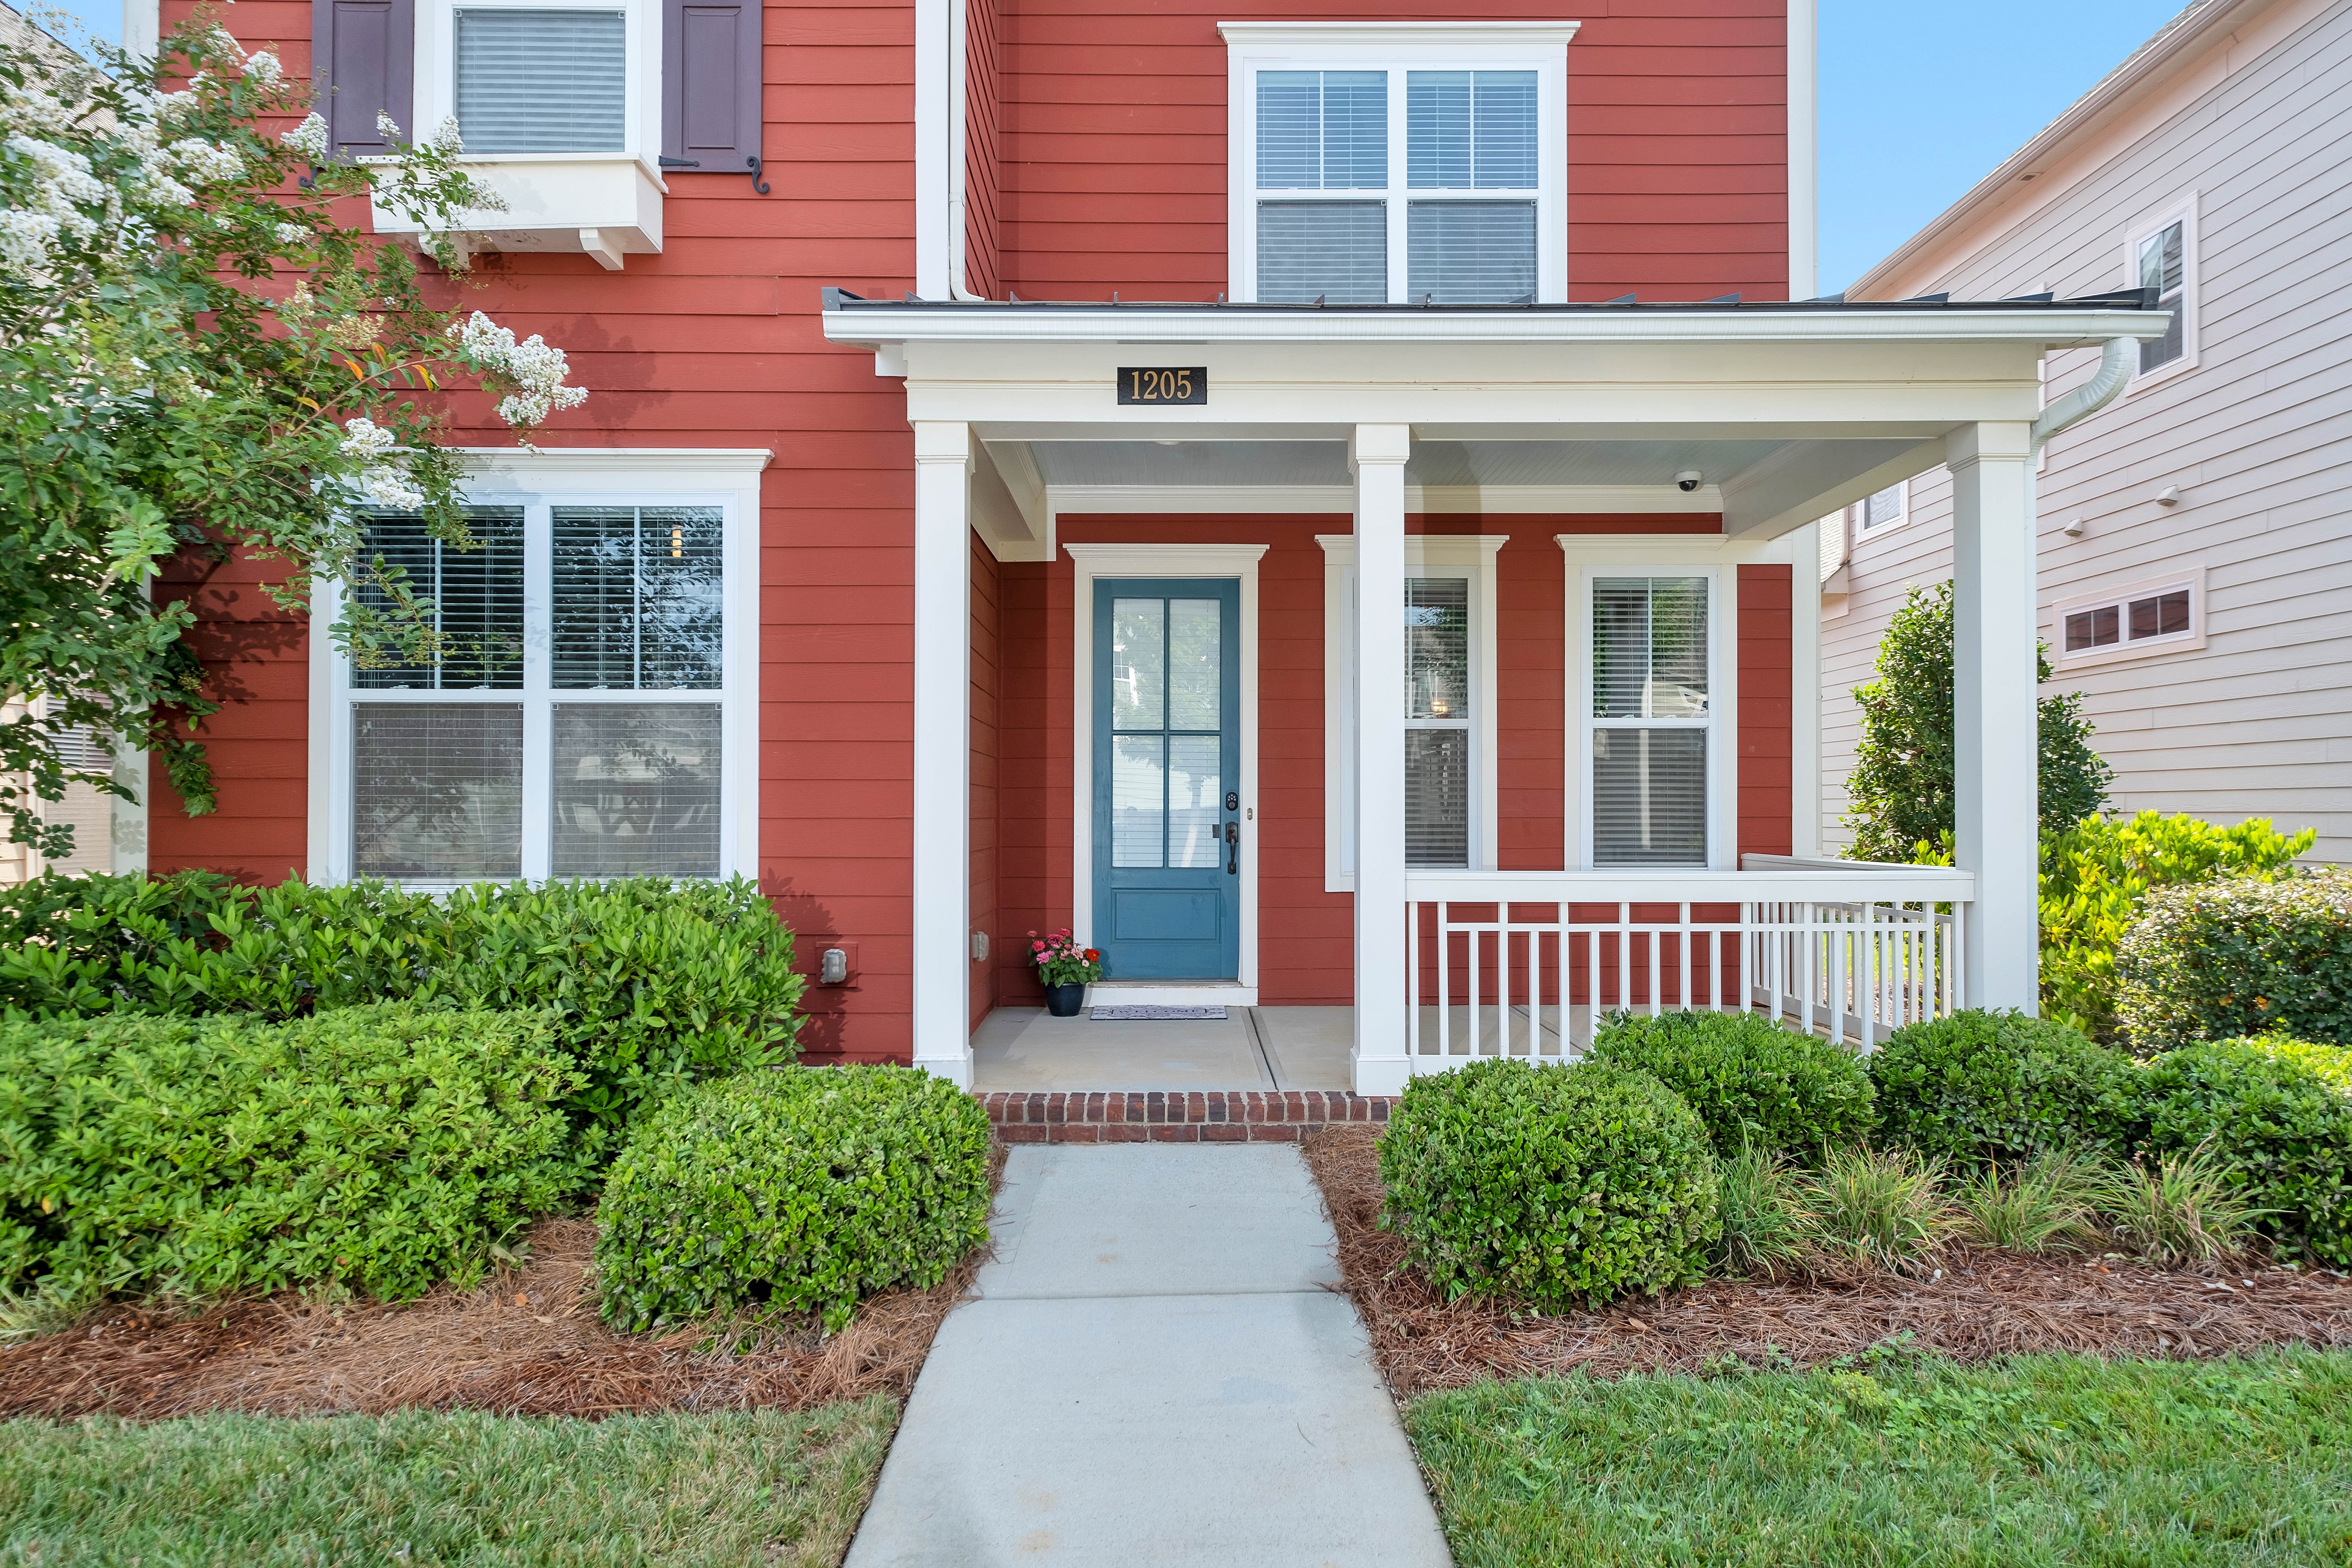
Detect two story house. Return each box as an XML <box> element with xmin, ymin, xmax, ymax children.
<box><xmin>131</xmin><ymin>0</ymin><xmax>2169</xmax><ymax>1095</ymax></box>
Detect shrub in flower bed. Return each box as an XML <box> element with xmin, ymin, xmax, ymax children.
<box><xmin>1869</xmin><ymin>1010</ymin><xmax>2139</xmax><ymax>1166</ymax></box>
<box><xmin>0</xmin><ymin>873</ymin><xmax>803</xmax><ymax>1155</ymax></box>
<box><xmin>1588</xmin><ymin>1009</ymin><xmax>1875</xmax><ymax>1160</ymax></box>
<box><xmin>2133</xmin><ymin>1036</ymin><xmax>2352</xmax><ymax>1267</ymax></box>
<box><xmin>0</xmin><ymin>1003</ymin><xmax>579</xmax><ymax>1306</ymax></box>
<box><xmin>2115</xmin><ymin>869</ymin><xmax>2352</xmax><ymax>1052</ymax></box>
<box><xmin>595</xmin><ymin>1066</ymin><xmax>994</xmax><ymax>1333</ymax></box>
<box><xmin>1378</xmin><ymin>1058</ymin><xmax>1719</xmax><ymax>1310</ymax></box>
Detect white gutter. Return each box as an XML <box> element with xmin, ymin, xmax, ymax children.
<box><xmin>2030</xmin><ymin>336</ymin><xmax>2136</xmax><ymax>452</ymax></box>
<box><xmin>823</xmin><ymin>303</ymin><xmax>2175</xmax><ymax>351</ymax></box>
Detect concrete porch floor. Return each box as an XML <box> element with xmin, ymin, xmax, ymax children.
<box><xmin>971</xmin><ymin>1002</ymin><xmax>1571</xmax><ymax>1092</ymax></box>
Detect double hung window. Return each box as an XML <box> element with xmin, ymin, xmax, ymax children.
<box><xmin>1581</xmin><ymin>574</ymin><xmax>1717</xmax><ymax>868</ymax></box>
<box><xmin>1226</xmin><ymin>27</ymin><xmax>1570</xmax><ymax>305</ymax></box>
<box><xmin>2124</xmin><ymin>199</ymin><xmax>2198</xmax><ymax>381</ymax></box>
<box><xmin>328</xmin><ymin>484</ymin><xmax>752</xmax><ymax>886</ymax></box>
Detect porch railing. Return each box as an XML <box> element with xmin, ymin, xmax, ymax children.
<box><xmin>1401</xmin><ymin>856</ymin><xmax>1974</xmax><ymax>1072</ymax></box>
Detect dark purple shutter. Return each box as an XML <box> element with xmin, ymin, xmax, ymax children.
<box><xmin>662</xmin><ymin>0</ymin><xmax>762</xmax><ymax>170</ymax></box>
<box><xmin>312</xmin><ymin>0</ymin><xmax>415</xmax><ymax>158</ymax></box>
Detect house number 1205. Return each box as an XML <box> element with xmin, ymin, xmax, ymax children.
<box><xmin>1117</xmin><ymin>367</ymin><xmax>1207</xmax><ymax>405</ymax></box>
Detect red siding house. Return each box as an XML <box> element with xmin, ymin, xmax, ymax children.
<box><xmin>135</xmin><ymin>0</ymin><xmax>2171</xmax><ymax>1093</ymax></box>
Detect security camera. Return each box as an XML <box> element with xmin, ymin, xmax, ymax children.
<box><xmin>1675</xmin><ymin>470</ymin><xmax>1703</xmax><ymax>493</ymax></box>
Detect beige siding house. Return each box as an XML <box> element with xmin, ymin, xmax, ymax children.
<box><xmin>1821</xmin><ymin>0</ymin><xmax>2352</xmax><ymax>861</ymax></box>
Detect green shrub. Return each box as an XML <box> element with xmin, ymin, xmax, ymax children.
<box><xmin>1712</xmin><ymin>1144</ymin><xmax>1816</xmax><ymax>1279</ymax></box>
<box><xmin>1589</xmin><ymin>1009</ymin><xmax>1875</xmax><ymax>1159</ymax></box>
<box><xmin>0</xmin><ymin>874</ymin><xmax>804</xmax><ymax>1152</ymax></box>
<box><xmin>595</xmin><ymin>1067</ymin><xmax>993</xmax><ymax>1333</ymax></box>
<box><xmin>1951</xmin><ymin>1152</ymin><xmax>2105</xmax><ymax>1254</ymax></box>
<box><xmin>2096</xmin><ymin>1144</ymin><xmax>2266</xmax><ymax>1269</ymax></box>
<box><xmin>1869</xmin><ymin>1010</ymin><xmax>2138</xmax><ymax>1166</ymax></box>
<box><xmin>0</xmin><ymin>1004</ymin><xmax>580</xmax><ymax>1305</ymax></box>
<box><xmin>2133</xmin><ymin>1037</ymin><xmax>2352</xmax><ymax>1266</ymax></box>
<box><xmin>2114</xmin><ymin>870</ymin><xmax>2352</xmax><ymax>1052</ymax></box>
<box><xmin>2040</xmin><ymin>813</ymin><xmax>2312</xmax><ymax>1043</ymax></box>
<box><xmin>1378</xmin><ymin>1058</ymin><xmax>1719</xmax><ymax>1310</ymax></box>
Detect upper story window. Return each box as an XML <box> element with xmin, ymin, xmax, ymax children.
<box><xmin>1221</xmin><ymin>24</ymin><xmax>1574</xmax><ymax>306</ymax></box>
<box><xmin>1860</xmin><ymin>479</ymin><xmax>1908</xmax><ymax>534</ymax></box>
<box><xmin>2125</xmin><ymin>196</ymin><xmax>2199</xmax><ymax>383</ymax></box>
<box><xmin>452</xmin><ymin>6</ymin><xmax>627</xmax><ymax>153</ymax></box>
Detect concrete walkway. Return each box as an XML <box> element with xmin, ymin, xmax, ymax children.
<box><xmin>843</xmin><ymin>1144</ymin><xmax>1455</xmax><ymax>1567</ymax></box>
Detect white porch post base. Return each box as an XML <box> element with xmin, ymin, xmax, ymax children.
<box><xmin>912</xmin><ymin>421</ymin><xmax>975</xmax><ymax>1086</ymax></box>
<box><xmin>1351</xmin><ymin>424</ymin><xmax>1411</xmax><ymax>1096</ymax></box>
<box><xmin>1946</xmin><ymin>420</ymin><xmax>2039</xmax><ymax>1012</ymax></box>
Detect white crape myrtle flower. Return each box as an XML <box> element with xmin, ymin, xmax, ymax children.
<box><xmin>0</xmin><ymin>135</ymin><xmax>107</xmax><ymax>273</ymax></box>
<box><xmin>375</xmin><ymin>111</ymin><xmax>404</xmax><ymax>143</ymax></box>
<box><xmin>281</xmin><ymin>112</ymin><xmax>330</xmax><ymax>162</ymax></box>
<box><xmin>0</xmin><ymin>210</ymin><xmax>62</xmax><ymax>274</ymax></box>
<box><xmin>166</xmin><ymin>137</ymin><xmax>245</xmax><ymax>186</ymax></box>
<box><xmin>449</xmin><ymin>311</ymin><xmax>588</xmax><ymax>429</ymax></box>
<box><xmin>356</xmin><ymin>466</ymin><xmax>427</xmax><ymax>511</ymax></box>
<box><xmin>243</xmin><ymin>49</ymin><xmax>283</xmax><ymax>89</ymax></box>
<box><xmin>340</xmin><ymin>416</ymin><xmax>399</xmax><ymax>461</ymax></box>
<box><xmin>274</xmin><ymin>221</ymin><xmax>309</xmax><ymax>246</ymax></box>
<box><xmin>427</xmin><ymin>116</ymin><xmax>464</xmax><ymax>155</ymax></box>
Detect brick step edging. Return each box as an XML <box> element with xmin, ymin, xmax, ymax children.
<box><xmin>978</xmin><ymin>1090</ymin><xmax>1398</xmax><ymax>1144</ymax></box>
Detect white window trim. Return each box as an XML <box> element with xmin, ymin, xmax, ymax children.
<box><xmin>1066</xmin><ymin>542</ymin><xmax>1266</xmax><ymax>995</ymax></box>
<box><xmin>1318</xmin><ymin>533</ymin><xmax>1504</xmax><ymax>893</ymax></box>
<box><xmin>2051</xmin><ymin>566</ymin><xmax>2206</xmax><ymax>669</ymax></box>
<box><xmin>306</xmin><ymin>448</ymin><xmax>767</xmax><ymax>887</ymax></box>
<box><xmin>414</xmin><ymin>0</ymin><xmax>661</xmax><ymax>168</ymax></box>
<box><xmin>1563</xmin><ymin>550</ymin><xmax>1738</xmax><ymax>871</ymax></box>
<box><xmin>1219</xmin><ymin>22</ymin><xmax>1576</xmax><ymax>306</ymax></box>
<box><xmin>2123</xmin><ymin>191</ymin><xmax>2199</xmax><ymax>390</ymax></box>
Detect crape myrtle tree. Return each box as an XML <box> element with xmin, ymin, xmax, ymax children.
<box><xmin>0</xmin><ymin>14</ymin><xmax>586</xmax><ymax>858</ymax></box>
<box><xmin>1843</xmin><ymin>580</ymin><xmax>2112</xmax><ymax>863</ymax></box>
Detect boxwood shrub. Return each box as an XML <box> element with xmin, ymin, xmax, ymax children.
<box><xmin>1869</xmin><ymin>1009</ymin><xmax>2138</xmax><ymax>1166</ymax></box>
<box><xmin>1588</xmin><ymin>1009</ymin><xmax>1875</xmax><ymax>1159</ymax></box>
<box><xmin>0</xmin><ymin>1003</ymin><xmax>580</xmax><ymax>1305</ymax></box>
<box><xmin>2115</xmin><ymin>869</ymin><xmax>2352</xmax><ymax>1053</ymax></box>
<box><xmin>1377</xmin><ymin>1058</ymin><xmax>1719</xmax><ymax>1311</ymax></box>
<box><xmin>0</xmin><ymin>873</ymin><xmax>804</xmax><ymax>1153</ymax></box>
<box><xmin>2134</xmin><ymin>1036</ymin><xmax>2352</xmax><ymax>1267</ymax></box>
<box><xmin>595</xmin><ymin>1066</ymin><xmax>993</xmax><ymax>1333</ymax></box>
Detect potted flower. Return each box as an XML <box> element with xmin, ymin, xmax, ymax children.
<box><xmin>1028</xmin><ymin>929</ymin><xmax>1103</xmax><ymax>1017</ymax></box>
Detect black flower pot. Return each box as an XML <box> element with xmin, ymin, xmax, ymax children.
<box><xmin>1045</xmin><ymin>982</ymin><xmax>1086</xmax><ymax>1018</ymax></box>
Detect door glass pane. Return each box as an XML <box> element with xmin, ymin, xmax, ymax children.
<box><xmin>1111</xmin><ymin>735</ymin><xmax>1166</xmax><ymax>868</ymax></box>
<box><xmin>551</xmin><ymin>703</ymin><xmax>722</xmax><ymax>877</ymax></box>
<box><xmin>1592</xmin><ymin>727</ymin><xmax>1707</xmax><ymax>867</ymax></box>
<box><xmin>351</xmin><ymin>510</ymin><xmax>525</xmax><ymax>690</ymax></box>
<box><xmin>1168</xmin><ymin>735</ymin><xmax>1222</xmax><ymax>869</ymax></box>
<box><xmin>553</xmin><ymin>506</ymin><xmax>723</xmax><ymax>690</ymax></box>
<box><xmin>1406</xmin><ymin>729</ymin><xmax>1469</xmax><ymax>867</ymax></box>
<box><xmin>1167</xmin><ymin>599</ymin><xmax>1221</xmax><ymax>730</ymax></box>
<box><xmin>1257</xmin><ymin>201</ymin><xmax>1387</xmax><ymax>303</ymax></box>
<box><xmin>1406</xmin><ymin>577</ymin><xmax>1469</xmax><ymax>718</ymax></box>
<box><xmin>352</xmin><ymin>702</ymin><xmax>524</xmax><ymax>878</ymax></box>
<box><xmin>1593</xmin><ymin>577</ymin><xmax>1708</xmax><ymax>717</ymax></box>
<box><xmin>455</xmin><ymin>7</ymin><xmax>626</xmax><ymax>154</ymax></box>
<box><xmin>1109</xmin><ymin>599</ymin><xmax>1164</xmax><ymax>731</ymax></box>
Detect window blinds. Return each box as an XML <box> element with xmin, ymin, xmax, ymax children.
<box><xmin>551</xmin><ymin>506</ymin><xmax>724</xmax><ymax>689</ymax></box>
<box><xmin>1592</xmin><ymin>728</ymin><xmax>1707</xmax><ymax>866</ymax></box>
<box><xmin>1592</xmin><ymin>577</ymin><xmax>1709</xmax><ymax>719</ymax></box>
<box><xmin>1406</xmin><ymin>71</ymin><xmax>1536</xmax><ymax>189</ymax></box>
<box><xmin>352</xmin><ymin>511</ymin><xmax>526</xmax><ymax>690</ymax></box>
<box><xmin>1591</xmin><ymin>577</ymin><xmax>1710</xmax><ymax>867</ymax></box>
<box><xmin>455</xmin><ymin>8</ymin><xmax>627</xmax><ymax>155</ymax></box>
<box><xmin>1256</xmin><ymin>70</ymin><xmax>1386</xmax><ymax>189</ymax></box>
<box><xmin>1405</xmin><ymin>577</ymin><xmax>1471</xmax><ymax>868</ymax></box>
<box><xmin>551</xmin><ymin>702</ymin><xmax>721</xmax><ymax>876</ymax></box>
<box><xmin>1407</xmin><ymin>202</ymin><xmax>1536</xmax><ymax>304</ymax></box>
<box><xmin>1257</xmin><ymin>202</ymin><xmax>1386</xmax><ymax>303</ymax></box>
<box><xmin>351</xmin><ymin>702</ymin><xmax>525</xmax><ymax>878</ymax></box>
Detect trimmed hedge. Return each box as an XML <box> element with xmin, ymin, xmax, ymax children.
<box><xmin>2115</xmin><ymin>870</ymin><xmax>2352</xmax><ymax>1053</ymax></box>
<box><xmin>595</xmin><ymin>1067</ymin><xmax>993</xmax><ymax>1333</ymax></box>
<box><xmin>0</xmin><ymin>1004</ymin><xmax>580</xmax><ymax>1303</ymax></box>
<box><xmin>2135</xmin><ymin>1036</ymin><xmax>2352</xmax><ymax>1268</ymax></box>
<box><xmin>1588</xmin><ymin>1009</ymin><xmax>1876</xmax><ymax>1159</ymax></box>
<box><xmin>1869</xmin><ymin>1010</ymin><xmax>2138</xmax><ymax>1167</ymax></box>
<box><xmin>0</xmin><ymin>873</ymin><xmax>804</xmax><ymax>1151</ymax></box>
<box><xmin>1378</xmin><ymin>1058</ymin><xmax>1719</xmax><ymax>1310</ymax></box>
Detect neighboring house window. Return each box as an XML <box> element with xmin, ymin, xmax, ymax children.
<box><xmin>2124</xmin><ymin>198</ymin><xmax>2198</xmax><ymax>381</ymax></box>
<box><xmin>1223</xmin><ymin>26</ymin><xmax>1573</xmax><ymax>305</ymax></box>
<box><xmin>2053</xmin><ymin>571</ymin><xmax>2205</xmax><ymax>668</ymax></box>
<box><xmin>1319</xmin><ymin>534</ymin><xmax>1505</xmax><ymax>888</ymax></box>
<box><xmin>1586</xmin><ymin>576</ymin><xmax>1712</xmax><ymax>867</ymax></box>
<box><xmin>322</xmin><ymin>477</ymin><xmax>756</xmax><ymax>885</ymax></box>
<box><xmin>1860</xmin><ymin>479</ymin><xmax>1907</xmax><ymax>533</ymax></box>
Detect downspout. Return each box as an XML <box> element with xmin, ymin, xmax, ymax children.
<box><xmin>2031</xmin><ymin>337</ymin><xmax>2135</xmax><ymax>453</ymax></box>
<box><xmin>945</xmin><ymin>0</ymin><xmax>986</xmax><ymax>300</ymax></box>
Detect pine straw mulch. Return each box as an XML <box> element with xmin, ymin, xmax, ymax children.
<box><xmin>1301</xmin><ymin>1125</ymin><xmax>2352</xmax><ymax>1398</ymax></box>
<box><xmin>0</xmin><ymin>1146</ymin><xmax>1006</xmax><ymax>1422</ymax></box>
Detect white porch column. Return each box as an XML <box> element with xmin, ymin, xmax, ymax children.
<box><xmin>1351</xmin><ymin>424</ymin><xmax>1411</xmax><ymax>1095</ymax></box>
<box><xmin>1945</xmin><ymin>421</ymin><xmax>2039</xmax><ymax>1011</ymax></box>
<box><xmin>912</xmin><ymin>421</ymin><xmax>975</xmax><ymax>1084</ymax></box>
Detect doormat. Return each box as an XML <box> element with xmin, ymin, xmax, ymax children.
<box><xmin>1089</xmin><ymin>1005</ymin><xmax>1230</xmax><ymax>1021</ymax></box>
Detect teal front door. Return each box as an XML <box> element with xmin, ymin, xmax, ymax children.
<box><xmin>1092</xmin><ymin>579</ymin><xmax>1242</xmax><ymax>981</ymax></box>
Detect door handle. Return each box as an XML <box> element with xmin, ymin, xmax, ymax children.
<box><xmin>1224</xmin><ymin>819</ymin><xmax>1239</xmax><ymax>875</ymax></box>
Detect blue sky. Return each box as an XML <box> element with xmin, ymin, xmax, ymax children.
<box><xmin>35</xmin><ymin>0</ymin><xmax>2184</xmax><ymax>296</ymax></box>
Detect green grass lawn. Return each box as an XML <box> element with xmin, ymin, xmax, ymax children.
<box><xmin>1408</xmin><ymin>1348</ymin><xmax>2352</xmax><ymax>1568</ymax></box>
<box><xmin>0</xmin><ymin>1396</ymin><xmax>898</xmax><ymax>1566</ymax></box>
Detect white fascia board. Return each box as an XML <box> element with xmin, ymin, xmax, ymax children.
<box><xmin>1216</xmin><ymin>20</ymin><xmax>1581</xmax><ymax>44</ymax></box>
<box><xmin>822</xmin><ymin>306</ymin><xmax>2174</xmax><ymax>351</ymax></box>
<box><xmin>453</xmin><ymin>447</ymin><xmax>775</xmax><ymax>481</ymax></box>
<box><xmin>1048</xmin><ymin>484</ymin><xmax>1725</xmax><ymax>515</ymax></box>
